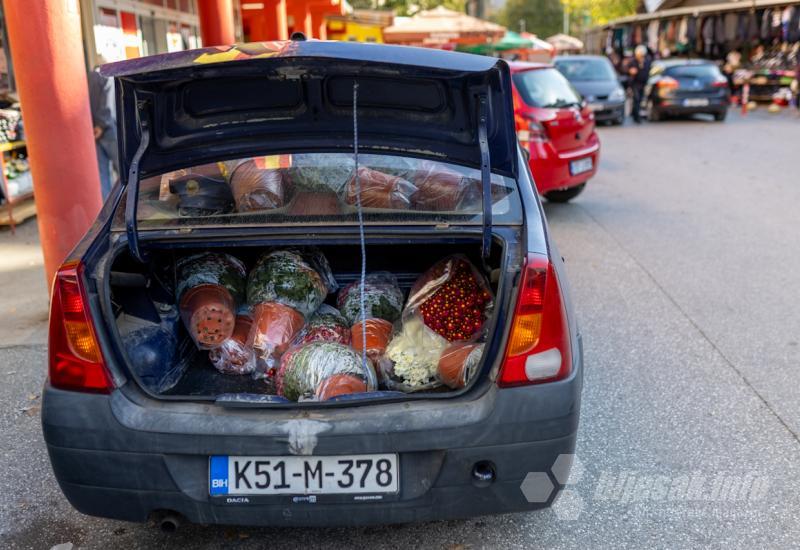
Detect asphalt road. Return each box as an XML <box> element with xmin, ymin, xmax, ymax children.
<box><xmin>2</xmin><ymin>109</ymin><xmax>799</xmax><ymax>549</ymax></box>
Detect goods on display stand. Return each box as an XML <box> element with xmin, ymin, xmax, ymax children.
<box><xmin>597</xmin><ymin>3</ymin><xmax>800</xmax><ymax>105</ymax></box>
<box><xmin>0</xmin><ymin>104</ymin><xmax>33</xmax><ymax>230</ymax></box>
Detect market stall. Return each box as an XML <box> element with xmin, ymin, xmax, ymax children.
<box><xmin>458</xmin><ymin>31</ymin><xmax>556</xmax><ymax>62</ymax></box>
<box><xmin>382</xmin><ymin>6</ymin><xmax>505</xmax><ymax>48</ymax></box>
<box><xmin>586</xmin><ymin>1</ymin><xmax>800</xmax><ymax>105</ymax></box>
<box><xmin>546</xmin><ymin>33</ymin><xmax>585</xmax><ymax>54</ymax></box>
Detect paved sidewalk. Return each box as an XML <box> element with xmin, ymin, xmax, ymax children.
<box><xmin>0</xmin><ymin>219</ymin><xmax>48</xmax><ymax>347</ymax></box>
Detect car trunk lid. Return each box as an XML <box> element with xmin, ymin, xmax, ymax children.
<box><xmin>101</xmin><ymin>41</ymin><xmax>519</xmax><ymax>261</ymax></box>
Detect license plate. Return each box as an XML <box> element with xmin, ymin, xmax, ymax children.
<box><xmin>683</xmin><ymin>98</ymin><xmax>709</xmax><ymax>107</ymax></box>
<box><xmin>209</xmin><ymin>454</ymin><xmax>399</xmax><ymax>496</ymax></box>
<box><xmin>569</xmin><ymin>157</ymin><xmax>593</xmax><ymax>175</ymax></box>
<box><xmin>588</xmin><ymin>102</ymin><xmax>604</xmax><ymax>111</ymax></box>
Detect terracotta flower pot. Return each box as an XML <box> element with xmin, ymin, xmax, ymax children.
<box><xmin>179</xmin><ymin>284</ymin><xmax>236</xmax><ymax>349</ymax></box>
<box><xmin>248</xmin><ymin>302</ymin><xmax>306</xmax><ymax>359</ymax></box>
<box><xmin>351</xmin><ymin>318</ymin><xmax>393</xmax><ymax>362</ymax></box>
<box><xmin>316</xmin><ymin>373</ymin><xmax>368</xmax><ymax>401</ymax></box>
<box><xmin>438</xmin><ymin>342</ymin><xmax>484</xmax><ymax>389</ymax></box>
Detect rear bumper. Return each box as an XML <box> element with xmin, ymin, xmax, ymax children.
<box><xmin>654</xmin><ymin>97</ymin><xmax>729</xmax><ymax>115</ymax></box>
<box><xmin>590</xmin><ymin>102</ymin><xmax>625</xmax><ymax>122</ymax></box>
<box><xmin>529</xmin><ymin>135</ymin><xmax>600</xmax><ymax>194</ymax></box>
<box><xmin>42</xmin><ymin>348</ymin><xmax>583</xmax><ymax>527</ymax></box>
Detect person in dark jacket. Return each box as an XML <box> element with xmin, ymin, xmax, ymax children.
<box><xmin>87</xmin><ymin>56</ymin><xmax>119</xmax><ymax>199</ymax></box>
<box><xmin>628</xmin><ymin>45</ymin><xmax>652</xmax><ymax>123</ymax></box>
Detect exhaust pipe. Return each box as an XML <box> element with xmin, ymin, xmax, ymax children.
<box><xmin>151</xmin><ymin>511</ymin><xmax>183</xmax><ymax>533</ymax></box>
<box><xmin>471</xmin><ymin>461</ymin><xmax>496</xmax><ymax>488</ymax></box>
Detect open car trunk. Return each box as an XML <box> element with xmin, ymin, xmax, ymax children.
<box><xmin>104</xmin><ymin>236</ymin><xmax>518</xmax><ymax>406</ymax></box>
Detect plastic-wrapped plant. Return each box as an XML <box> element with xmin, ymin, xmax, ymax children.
<box><xmin>293</xmin><ymin>304</ymin><xmax>351</xmax><ymax>347</ymax></box>
<box><xmin>337</xmin><ymin>272</ymin><xmax>404</xmax><ymax>325</ymax></box>
<box><xmin>246</xmin><ymin>248</ymin><xmax>336</xmax><ymax>318</ymax></box>
<box><xmin>277</xmin><ymin>342</ymin><xmax>374</xmax><ymax>401</ymax></box>
<box><xmin>176</xmin><ymin>252</ymin><xmax>246</xmax><ymax>349</ymax></box>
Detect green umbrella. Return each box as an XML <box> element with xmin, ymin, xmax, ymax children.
<box><xmin>458</xmin><ymin>31</ymin><xmax>533</xmax><ymax>54</ymax></box>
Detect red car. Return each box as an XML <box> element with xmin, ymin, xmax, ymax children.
<box><xmin>510</xmin><ymin>62</ymin><xmax>600</xmax><ymax>202</ymax></box>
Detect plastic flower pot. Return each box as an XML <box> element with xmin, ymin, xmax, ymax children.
<box><xmin>179</xmin><ymin>284</ymin><xmax>236</xmax><ymax>349</ymax></box>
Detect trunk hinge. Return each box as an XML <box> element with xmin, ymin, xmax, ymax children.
<box><xmin>477</xmin><ymin>94</ymin><xmax>493</xmax><ymax>260</ymax></box>
<box><xmin>125</xmin><ymin>103</ymin><xmax>151</xmax><ymax>263</ymax></box>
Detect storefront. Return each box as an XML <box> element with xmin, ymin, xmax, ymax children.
<box><xmin>79</xmin><ymin>0</ymin><xmax>218</xmax><ymax>66</ymax></box>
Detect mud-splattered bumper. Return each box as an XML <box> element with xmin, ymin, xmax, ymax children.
<box><xmin>42</xmin><ymin>359</ymin><xmax>581</xmax><ymax>527</ymax></box>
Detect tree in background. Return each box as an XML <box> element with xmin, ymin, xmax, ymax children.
<box><xmin>563</xmin><ymin>0</ymin><xmax>637</xmax><ymax>30</ymax></box>
<box><xmin>497</xmin><ymin>0</ymin><xmax>563</xmax><ymax>37</ymax></box>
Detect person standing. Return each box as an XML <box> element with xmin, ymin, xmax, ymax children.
<box><xmin>628</xmin><ymin>45</ymin><xmax>652</xmax><ymax>124</ymax></box>
<box><xmin>87</xmin><ymin>56</ymin><xmax>119</xmax><ymax>199</ymax></box>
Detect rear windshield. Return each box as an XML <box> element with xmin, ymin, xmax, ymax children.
<box><xmin>513</xmin><ymin>68</ymin><xmax>582</xmax><ymax>108</ymax></box>
<box><xmin>555</xmin><ymin>58</ymin><xmax>617</xmax><ymax>81</ymax></box>
<box><xmin>664</xmin><ymin>64</ymin><xmax>722</xmax><ymax>79</ymax></box>
<box><xmin>124</xmin><ymin>153</ymin><xmax>522</xmax><ymax>229</ymax></box>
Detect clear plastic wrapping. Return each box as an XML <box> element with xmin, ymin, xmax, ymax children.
<box><xmin>247</xmin><ymin>302</ymin><xmax>306</xmax><ymax>378</ymax></box>
<box><xmin>288</xmin><ymin>153</ymin><xmax>354</xmax><ymax>194</ymax></box>
<box><xmin>380</xmin><ymin>315</ymin><xmax>447</xmax><ymax>392</ymax></box>
<box><xmin>336</xmin><ymin>272</ymin><xmax>404</xmax><ymax>325</ymax></box>
<box><xmin>351</xmin><ymin>318</ymin><xmax>393</xmax><ymax>364</ymax></box>
<box><xmin>225</xmin><ymin>159</ymin><xmax>288</xmax><ymax>212</ymax></box>
<box><xmin>411</xmin><ymin>160</ymin><xmax>480</xmax><ymax>211</ymax></box>
<box><xmin>277</xmin><ymin>342</ymin><xmax>375</xmax><ymax>401</ymax></box>
<box><xmin>343</xmin><ymin>166</ymin><xmax>418</xmax><ymax>210</ymax></box>
<box><xmin>405</xmin><ymin>255</ymin><xmax>493</xmax><ymax>342</ymax></box>
<box><xmin>246</xmin><ymin>248</ymin><xmax>336</xmax><ymax>318</ymax></box>
<box><xmin>293</xmin><ymin>304</ymin><xmax>351</xmax><ymax>347</ymax></box>
<box><xmin>208</xmin><ymin>314</ymin><xmax>257</xmax><ymax>375</ymax></box>
<box><xmin>176</xmin><ymin>253</ymin><xmax>247</xmax><ymax>349</ymax></box>
<box><xmin>437</xmin><ymin>342</ymin><xmax>485</xmax><ymax>389</ymax></box>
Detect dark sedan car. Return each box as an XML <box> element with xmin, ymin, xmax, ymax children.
<box><xmin>644</xmin><ymin>59</ymin><xmax>730</xmax><ymax>121</ymax></box>
<box><xmin>555</xmin><ymin>55</ymin><xmax>626</xmax><ymax>125</ymax></box>
<box><xmin>42</xmin><ymin>40</ymin><xmax>582</xmax><ymax>529</ymax></box>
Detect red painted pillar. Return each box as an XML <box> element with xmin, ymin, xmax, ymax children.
<box><xmin>2</xmin><ymin>0</ymin><xmax>102</xmax><ymax>285</ymax></box>
<box><xmin>197</xmin><ymin>0</ymin><xmax>236</xmax><ymax>47</ymax></box>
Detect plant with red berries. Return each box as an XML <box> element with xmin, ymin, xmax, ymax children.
<box><xmin>415</xmin><ymin>257</ymin><xmax>492</xmax><ymax>341</ymax></box>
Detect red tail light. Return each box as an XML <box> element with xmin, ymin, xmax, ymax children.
<box><xmin>48</xmin><ymin>261</ymin><xmax>113</xmax><ymax>393</ymax></box>
<box><xmin>498</xmin><ymin>254</ymin><xmax>571</xmax><ymax>387</ymax></box>
<box><xmin>516</xmin><ymin>113</ymin><xmax>549</xmax><ymax>148</ymax></box>
<box><xmin>711</xmin><ymin>79</ymin><xmax>729</xmax><ymax>88</ymax></box>
<box><xmin>657</xmin><ymin>76</ymin><xmax>680</xmax><ymax>89</ymax></box>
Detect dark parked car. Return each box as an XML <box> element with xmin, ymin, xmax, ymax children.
<box><xmin>554</xmin><ymin>55</ymin><xmax>626</xmax><ymax>125</ymax></box>
<box><xmin>644</xmin><ymin>59</ymin><xmax>730</xmax><ymax>121</ymax></box>
<box><xmin>43</xmin><ymin>41</ymin><xmax>582</xmax><ymax>528</ymax></box>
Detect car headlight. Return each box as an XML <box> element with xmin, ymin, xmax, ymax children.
<box><xmin>609</xmin><ymin>87</ymin><xmax>625</xmax><ymax>102</ymax></box>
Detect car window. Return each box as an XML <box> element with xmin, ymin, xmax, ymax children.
<box><xmin>555</xmin><ymin>58</ymin><xmax>617</xmax><ymax>81</ymax></box>
<box><xmin>513</xmin><ymin>68</ymin><xmax>582</xmax><ymax>108</ymax></box>
<box><xmin>121</xmin><ymin>153</ymin><xmax>523</xmax><ymax>230</ymax></box>
<box><xmin>664</xmin><ymin>64</ymin><xmax>722</xmax><ymax>79</ymax></box>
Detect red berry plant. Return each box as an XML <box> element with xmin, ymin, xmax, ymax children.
<box><xmin>416</xmin><ymin>257</ymin><xmax>492</xmax><ymax>342</ymax></box>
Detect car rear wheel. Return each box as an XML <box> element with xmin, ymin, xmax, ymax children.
<box><xmin>647</xmin><ymin>100</ymin><xmax>661</xmax><ymax>122</ymax></box>
<box><xmin>545</xmin><ymin>183</ymin><xmax>586</xmax><ymax>203</ymax></box>
<box><xmin>714</xmin><ymin>110</ymin><xmax>727</xmax><ymax>122</ymax></box>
